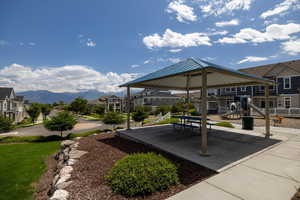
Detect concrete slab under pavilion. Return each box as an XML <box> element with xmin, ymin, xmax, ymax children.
<box><xmin>118</xmin><ymin>125</ymin><xmax>281</xmax><ymax>172</ymax></box>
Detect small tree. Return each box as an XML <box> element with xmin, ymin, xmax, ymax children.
<box><xmin>132</xmin><ymin>110</ymin><xmax>149</xmax><ymax>126</ymax></box>
<box><xmin>171</xmin><ymin>103</ymin><xmax>184</xmax><ymax>114</ymax></box>
<box><xmin>155</xmin><ymin>105</ymin><xmax>171</xmax><ymax>115</ymax></box>
<box><xmin>41</xmin><ymin>104</ymin><xmax>52</xmax><ymax>120</ymax></box>
<box><xmin>102</xmin><ymin>112</ymin><xmax>125</xmax><ymax>130</ymax></box>
<box><xmin>44</xmin><ymin>111</ymin><xmax>77</xmax><ymax>137</ymax></box>
<box><xmin>93</xmin><ymin>104</ymin><xmax>106</xmax><ymax>115</ymax></box>
<box><xmin>26</xmin><ymin>103</ymin><xmax>41</xmax><ymax>123</ymax></box>
<box><xmin>69</xmin><ymin>97</ymin><xmax>88</xmax><ymax>114</ymax></box>
<box><xmin>0</xmin><ymin>115</ymin><xmax>13</xmax><ymax>133</ymax></box>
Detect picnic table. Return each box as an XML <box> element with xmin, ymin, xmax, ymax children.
<box><xmin>172</xmin><ymin>115</ymin><xmax>215</xmax><ymax>132</ymax></box>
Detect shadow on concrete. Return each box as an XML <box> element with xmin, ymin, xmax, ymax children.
<box><xmin>117</xmin><ymin>125</ymin><xmax>281</xmax><ymax>172</ymax></box>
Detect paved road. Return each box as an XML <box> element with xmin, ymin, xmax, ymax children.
<box><xmin>1</xmin><ymin>119</ymin><xmax>111</xmax><ymax>137</ymax></box>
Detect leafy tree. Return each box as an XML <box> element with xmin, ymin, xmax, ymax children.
<box><xmin>41</xmin><ymin>104</ymin><xmax>52</xmax><ymax>120</ymax></box>
<box><xmin>102</xmin><ymin>112</ymin><xmax>125</xmax><ymax>130</ymax></box>
<box><xmin>44</xmin><ymin>111</ymin><xmax>77</xmax><ymax>137</ymax></box>
<box><xmin>26</xmin><ymin>103</ymin><xmax>41</xmax><ymax>123</ymax></box>
<box><xmin>132</xmin><ymin>109</ymin><xmax>149</xmax><ymax>126</ymax></box>
<box><xmin>0</xmin><ymin>115</ymin><xmax>13</xmax><ymax>133</ymax></box>
<box><xmin>155</xmin><ymin>105</ymin><xmax>171</xmax><ymax>115</ymax></box>
<box><xmin>171</xmin><ymin>103</ymin><xmax>184</xmax><ymax>114</ymax></box>
<box><xmin>69</xmin><ymin>97</ymin><xmax>88</xmax><ymax>114</ymax></box>
<box><xmin>93</xmin><ymin>104</ymin><xmax>106</xmax><ymax>115</ymax></box>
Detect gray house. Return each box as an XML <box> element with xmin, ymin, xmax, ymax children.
<box><xmin>217</xmin><ymin>59</ymin><xmax>300</xmax><ymax>112</ymax></box>
<box><xmin>0</xmin><ymin>87</ymin><xmax>27</xmax><ymax>123</ymax></box>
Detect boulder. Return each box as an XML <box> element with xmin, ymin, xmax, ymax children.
<box><xmin>69</xmin><ymin>150</ymin><xmax>87</xmax><ymax>159</ymax></box>
<box><xmin>56</xmin><ymin>174</ymin><xmax>71</xmax><ymax>186</ymax></box>
<box><xmin>61</xmin><ymin>140</ymin><xmax>75</xmax><ymax>147</ymax></box>
<box><xmin>67</xmin><ymin>159</ymin><xmax>77</xmax><ymax>166</ymax></box>
<box><xmin>59</xmin><ymin>166</ymin><xmax>73</xmax><ymax>176</ymax></box>
<box><xmin>56</xmin><ymin>181</ymin><xmax>73</xmax><ymax>190</ymax></box>
<box><xmin>50</xmin><ymin>189</ymin><xmax>69</xmax><ymax>200</ymax></box>
<box><xmin>52</xmin><ymin>174</ymin><xmax>60</xmax><ymax>185</ymax></box>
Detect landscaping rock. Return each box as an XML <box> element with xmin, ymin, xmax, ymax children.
<box><xmin>59</xmin><ymin>166</ymin><xmax>73</xmax><ymax>176</ymax></box>
<box><xmin>69</xmin><ymin>150</ymin><xmax>87</xmax><ymax>159</ymax></box>
<box><xmin>50</xmin><ymin>189</ymin><xmax>69</xmax><ymax>200</ymax></box>
<box><xmin>67</xmin><ymin>159</ymin><xmax>77</xmax><ymax>166</ymax></box>
<box><xmin>61</xmin><ymin>140</ymin><xmax>75</xmax><ymax>147</ymax></box>
<box><xmin>56</xmin><ymin>174</ymin><xmax>71</xmax><ymax>186</ymax></box>
<box><xmin>74</xmin><ymin>137</ymin><xmax>82</xmax><ymax>140</ymax></box>
<box><xmin>56</xmin><ymin>181</ymin><xmax>73</xmax><ymax>190</ymax></box>
<box><xmin>52</xmin><ymin>174</ymin><xmax>60</xmax><ymax>185</ymax></box>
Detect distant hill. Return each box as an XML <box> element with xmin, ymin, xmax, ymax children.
<box><xmin>17</xmin><ymin>90</ymin><xmax>125</xmax><ymax>104</ymax></box>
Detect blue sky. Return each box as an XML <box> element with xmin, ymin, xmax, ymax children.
<box><xmin>0</xmin><ymin>0</ymin><xmax>300</xmax><ymax>92</ymax></box>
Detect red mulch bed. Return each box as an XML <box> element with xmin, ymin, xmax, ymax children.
<box><xmin>67</xmin><ymin>133</ymin><xmax>216</xmax><ymax>200</ymax></box>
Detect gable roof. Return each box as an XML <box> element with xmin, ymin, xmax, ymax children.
<box><xmin>121</xmin><ymin>58</ymin><xmax>273</xmax><ymax>90</ymax></box>
<box><xmin>0</xmin><ymin>87</ymin><xmax>13</xmax><ymax>100</ymax></box>
<box><xmin>238</xmin><ymin>59</ymin><xmax>300</xmax><ymax>78</ymax></box>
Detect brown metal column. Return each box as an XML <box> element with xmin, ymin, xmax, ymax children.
<box><xmin>265</xmin><ymin>85</ymin><xmax>270</xmax><ymax>138</ymax></box>
<box><xmin>201</xmin><ymin>69</ymin><xmax>208</xmax><ymax>154</ymax></box>
<box><xmin>127</xmin><ymin>87</ymin><xmax>131</xmax><ymax>130</ymax></box>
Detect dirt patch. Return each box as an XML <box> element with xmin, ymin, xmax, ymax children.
<box><xmin>34</xmin><ymin>154</ymin><xmax>58</xmax><ymax>200</ymax></box>
<box><xmin>209</xmin><ymin>114</ymin><xmax>300</xmax><ymax>129</ymax></box>
<box><xmin>67</xmin><ymin>133</ymin><xmax>215</xmax><ymax>200</ymax></box>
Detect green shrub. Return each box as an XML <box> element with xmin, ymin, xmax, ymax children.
<box><xmin>0</xmin><ymin>116</ymin><xmax>14</xmax><ymax>133</ymax></box>
<box><xmin>190</xmin><ymin>109</ymin><xmax>200</xmax><ymax>116</ymax></box>
<box><xmin>102</xmin><ymin>112</ymin><xmax>125</xmax><ymax>130</ymax></box>
<box><xmin>215</xmin><ymin>122</ymin><xmax>235</xmax><ymax>128</ymax></box>
<box><xmin>106</xmin><ymin>152</ymin><xmax>179</xmax><ymax>197</ymax></box>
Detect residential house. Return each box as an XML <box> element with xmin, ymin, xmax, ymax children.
<box><xmin>133</xmin><ymin>88</ymin><xmax>183</xmax><ymax>110</ymax></box>
<box><xmin>0</xmin><ymin>87</ymin><xmax>27</xmax><ymax>123</ymax></box>
<box><xmin>217</xmin><ymin>59</ymin><xmax>300</xmax><ymax>113</ymax></box>
<box><xmin>88</xmin><ymin>95</ymin><xmax>125</xmax><ymax>112</ymax></box>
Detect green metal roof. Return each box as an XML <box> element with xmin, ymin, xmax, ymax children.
<box><xmin>120</xmin><ymin>58</ymin><xmax>273</xmax><ymax>87</ymax></box>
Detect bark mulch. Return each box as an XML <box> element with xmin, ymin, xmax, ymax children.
<box><xmin>67</xmin><ymin>133</ymin><xmax>216</xmax><ymax>200</ymax></box>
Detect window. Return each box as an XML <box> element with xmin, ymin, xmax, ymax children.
<box><xmin>259</xmin><ymin>86</ymin><xmax>265</xmax><ymax>92</ymax></box>
<box><xmin>240</xmin><ymin>86</ymin><xmax>246</xmax><ymax>92</ymax></box>
<box><xmin>283</xmin><ymin>77</ymin><xmax>291</xmax><ymax>89</ymax></box>
<box><xmin>284</xmin><ymin>97</ymin><xmax>291</xmax><ymax>108</ymax></box>
<box><xmin>231</xmin><ymin>87</ymin><xmax>236</xmax><ymax>92</ymax></box>
<box><xmin>225</xmin><ymin>88</ymin><xmax>230</xmax><ymax>92</ymax></box>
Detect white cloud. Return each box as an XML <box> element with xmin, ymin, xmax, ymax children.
<box><xmin>260</xmin><ymin>0</ymin><xmax>300</xmax><ymax>19</ymax></box>
<box><xmin>217</xmin><ymin>23</ymin><xmax>300</xmax><ymax>44</ymax></box>
<box><xmin>86</xmin><ymin>38</ymin><xmax>96</xmax><ymax>47</ymax></box>
<box><xmin>169</xmin><ymin>49</ymin><xmax>182</xmax><ymax>53</ymax></box>
<box><xmin>144</xmin><ymin>59</ymin><xmax>151</xmax><ymax>64</ymax></box>
<box><xmin>0</xmin><ymin>40</ymin><xmax>9</xmax><ymax>46</ymax></box>
<box><xmin>29</xmin><ymin>42</ymin><xmax>35</xmax><ymax>46</ymax></box>
<box><xmin>0</xmin><ymin>64</ymin><xmax>137</xmax><ymax>93</ymax></box>
<box><xmin>281</xmin><ymin>38</ymin><xmax>300</xmax><ymax>55</ymax></box>
<box><xmin>215</xmin><ymin>19</ymin><xmax>239</xmax><ymax>27</ymax></box>
<box><xmin>143</xmin><ymin>29</ymin><xmax>211</xmax><ymax>49</ymax></box>
<box><xmin>131</xmin><ymin>64</ymin><xmax>140</xmax><ymax>68</ymax></box>
<box><xmin>168</xmin><ymin>58</ymin><xmax>181</xmax><ymax>63</ymax></box>
<box><xmin>237</xmin><ymin>56</ymin><xmax>269</xmax><ymax>64</ymax></box>
<box><xmin>166</xmin><ymin>0</ymin><xmax>197</xmax><ymax>23</ymax></box>
<box><xmin>199</xmin><ymin>0</ymin><xmax>254</xmax><ymax>16</ymax></box>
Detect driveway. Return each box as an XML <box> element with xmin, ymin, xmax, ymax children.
<box><xmin>0</xmin><ymin>118</ymin><xmax>111</xmax><ymax>137</ymax></box>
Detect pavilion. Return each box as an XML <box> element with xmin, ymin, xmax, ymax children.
<box><xmin>120</xmin><ymin>58</ymin><xmax>274</xmax><ymax>154</ymax></box>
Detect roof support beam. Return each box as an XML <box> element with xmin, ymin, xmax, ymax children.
<box><xmin>127</xmin><ymin>86</ymin><xmax>131</xmax><ymax>130</ymax></box>
<box><xmin>186</xmin><ymin>74</ymin><xmax>191</xmax><ymax>115</ymax></box>
<box><xmin>265</xmin><ymin>85</ymin><xmax>271</xmax><ymax>138</ymax></box>
<box><xmin>201</xmin><ymin>69</ymin><xmax>208</xmax><ymax>155</ymax></box>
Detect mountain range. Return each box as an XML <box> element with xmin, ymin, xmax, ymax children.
<box><xmin>17</xmin><ymin>90</ymin><xmax>125</xmax><ymax>104</ymax></box>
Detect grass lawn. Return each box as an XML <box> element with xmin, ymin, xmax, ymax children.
<box><xmin>0</xmin><ymin>142</ymin><xmax>60</xmax><ymax>200</ymax></box>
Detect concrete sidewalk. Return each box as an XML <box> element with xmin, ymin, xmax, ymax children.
<box><xmin>169</xmin><ymin>127</ymin><xmax>300</xmax><ymax>200</ymax></box>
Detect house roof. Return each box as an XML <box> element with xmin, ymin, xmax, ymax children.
<box><xmin>238</xmin><ymin>59</ymin><xmax>300</xmax><ymax>78</ymax></box>
<box><xmin>0</xmin><ymin>87</ymin><xmax>13</xmax><ymax>100</ymax></box>
<box><xmin>120</xmin><ymin>58</ymin><xmax>273</xmax><ymax>90</ymax></box>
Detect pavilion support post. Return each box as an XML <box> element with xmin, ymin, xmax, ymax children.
<box><xmin>265</xmin><ymin>85</ymin><xmax>270</xmax><ymax>138</ymax></box>
<box><xmin>127</xmin><ymin>86</ymin><xmax>131</xmax><ymax>130</ymax></box>
<box><xmin>201</xmin><ymin>69</ymin><xmax>208</xmax><ymax>154</ymax></box>
<box><xmin>186</xmin><ymin>75</ymin><xmax>191</xmax><ymax>115</ymax></box>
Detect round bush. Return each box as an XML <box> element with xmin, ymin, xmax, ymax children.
<box><xmin>106</xmin><ymin>152</ymin><xmax>179</xmax><ymax>197</ymax></box>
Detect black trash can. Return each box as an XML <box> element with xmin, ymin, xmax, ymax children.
<box><xmin>242</xmin><ymin>116</ymin><xmax>254</xmax><ymax>130</ymax></box>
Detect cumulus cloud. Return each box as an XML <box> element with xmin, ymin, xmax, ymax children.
<box><xmin>217</xmin><ymin>23</ymin><xmax>300</xmax><ymax>44</ymax></box>
<box><xmin>166</xmin><ymin>0</ymin><xmax>197</xmax><ymax>23</ymax></box>
<box><xmin>215</xmin><ymin>19</ymin><xmax>240</xmax><ymax>27</ymax></box>
<box><xmin>86</xmin><ymin>38</ymin><xmax>96</xmax><ymax>47</ymax></box>
<box><xmin>237</xmin><ymin>56</ymin><xmax>269</xmax><ymax>64</ymax></box>
<box><xmin>0</xmin><ymin>64</ymin><xmax>137</xmax><ymax>93</ymax></box>
<box><xmin>131</xmin><ymin>64</ymin><xmax>140</xmax><ymax>68</ymax></box>
<box><xmin>169</xmin><ymin>49</ymin><xmax>182</xmax><ymax>53</ymax></box>
<box><xmin>199</xmin><ymin>0</ymin><xmax>253</xmax><ymax>16</ymax></box>
<box><xmin>281</xmin><ymin>38</ymin><xmax>300</xmax><ymax>55</ymax></box>
<box><xmin>143</xmin><ymin>29</ymin><xmax>211</xmax><ymax>49</ymax></box>
<box><xmin>260</xmin><ymin>0</ymin><xmax>300</xmax><ymax>19</ymax></box>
